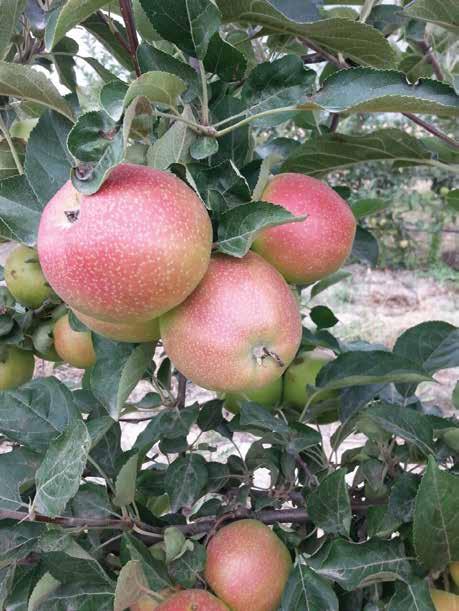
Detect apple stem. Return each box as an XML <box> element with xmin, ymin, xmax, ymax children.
<box><xmin>262</xmin><ymin>347</ymin><xmax>285</xmax><ymax>368</ymax></box>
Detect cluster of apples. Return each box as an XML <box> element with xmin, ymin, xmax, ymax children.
<box><xmin>131</xmin><ymin>519</ymin><xmax>292</xmax><ymax>611</ymax></box>
<box><xmin>33</xmin><ymin>162</ymin><xmax>355</xmax><ymax>395</ymax></box>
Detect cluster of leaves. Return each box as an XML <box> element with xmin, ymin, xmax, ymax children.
<box><xmin>0</xmin><ymin>0</ymin><xmax>457</xmax><ymax>609</ymax></box>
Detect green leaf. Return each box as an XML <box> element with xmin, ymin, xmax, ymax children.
<box><xmin>121</xmin><ymin>533</ymin><xmax>171</xmax><ymax>592</ymax></box>
<box><xmin>238</xmin><ymin>402</ymin><xmax>289</xmax><ymax>434</ymax></box>
<box><xmin>310</xmin><ymin>271</ymin><xmax>352</xmax><ymax>300</ymax></box>
<box><xmin>67</xmin><ymin>110</ymin><xmax>119</xmax><ymax>163</ymax></box>
<box><xmin>0</xmin><ymin>62</ymin><xmax>74</xmax><ymax>121</ymax></box>
<box><xmin>305</xmin><ymin>68</ymin><xmax>459</xmax><ymax>116</ymax></box>
<box><xmin>316</xmin><ymin>350</ymin><xmax>431</xmax><ymax>393</ymax></box>
<box><xmin>28</xmin><ymin>573</ymin><xmax>61</xmax><ymax>611</ymax></box>
<box><xmin>217</xmin><ymin>1</ymin><xmax>396</xmax><ymax>68</ymax></box>
<box><xmin>0</xmin><ymin>175</ymin><xmax>42</xmax><ymax>244</ymax></box>
<box><xmin>34</xmin><ymin>584</ymin><xmax>114</xmax><ymax>611</ymax></box>
<box><xmin>45</xmin><ymin>0</ymin><xmax>113</xmax><ymax>50</ymax></box>
<box><xmin>446</xmin><ymin>189</ymin><xmax>459</xmax><ymax>211</ymax></box>
<box><xmin>310</xmin><ymin>305</ymin><xmax>339</xmax><ymax>329</ymax></box>
<box><xmin>124</xmin><ymin>71</ymin><xmax>186</xmax><ymax>110</ymax></box>
<box><xmin>0</xmin><ymin>447</ymin><xmax>40</xmax><ymax>511</ymax></box>
<box><xmin>281</xmin><ymin>128</ymin><xmax>459</xmax><ymax>177</ymax></box>
<box><xmin>366</xmin><ymin>505</ymin><xmax>402</xmax><ymax>539</ymax></box>
<box><xmin>394</xmin><ymin>321</ymin><xmax>459</xmax><ymax>374</ymax></box>
<box><xmin>71</xmin><ymin>482</ymin><xmax>113</xmax><ymax>519</ymax></box>
<box><xmin>0</xmin><ymin>564</ymin><xmax>15</xmax><ymax>609</ymax></box>
<box><xmin>216</xmin><ymin>201</ymin><xmax>304</xmax><ymax>257</ymax></box>
<box><xmin>139</xmin><ymin>0</ymin><xmax>221</xmax><ymax>59</ymax></box>
<box><xmin>211</xmin><ymin>97</ymin><xmax>250</xmax><ymax>167</ymax></box>
<box><xmin>387</xmin><ymin>578</ymin><xmax>435</xmax><ymax>611</ymax></box>
<box><xmin>0</xmin><ymin>377</ymin><xmax>81</xmax><ymax>451</ymax></box>
<box><xmin>100</xmin><ymin>80</ymin><xmax>128</xmax><ymax>121</ymax></box>
<box><xmin>168</xmin><ymin>542</ymin><xmax>206</xmax><ymax>588</ymax></box>
<box><xmin>351</xmin><ymin>198</ymin><xmax>389</xmax><ymax>219</ymax></box>
<box><xmin>404</xmin><ymin>0</ymin><xmax>459</xmax><ymax>35</ymax></box>
<box><xmin>52</xmin><ymin>37</ymin><xmax>79</xmax><ymax>92</ymax></box>
<box><xmin>134</xmin><ymin>405</ymin><xmax>199</xmax><ymax>452</ymax></box>
<box><xmin>190</xmin><ymin>136</ymin><xmax>219</xmax><ymax>160</ymax></box>
<box><xmin>388</xmin><ymin>473</ymin><xmax>420</xmax><ymax>523</ymax></box>
<box><xmin>413</xmin><ymin>457</ymin><xmax>459</xmax><ymax>570</ymax></box>
<box><xmin>0</xmin><ymin>521</ymin><xmax>45</xmax><ymax>565</ymax></box>
<box><xmin>0</xmin><ymin>0</ymin><xmax>27</xmax><ymax>60</ymax></box>
<box><xmin>308</xmin><ymin>469</ymin><xmax>351</xmax><ymax>536</ymax></box>
<box><xmin>280</xmin><ymin>565</ymin><xmax>339</xmax><ymax>611</ymax></box>
<box><xmin>0</xmin><ymin>139</ymin><xmax>25</xmax><ymax>180</ymax></box>
<box><xmin>81</xmin><ymin>12</ymin><xmax>132</xmax><ymax>71</ymax></box>
<box><xmin>90</xmin><ymin>339</ymin><xmax>154</xmax><ymax>420</ymax></box>
<box><xmin>364</xmin><ymin>404</ymin><xmax>435</xmax><ymax>455</ymax></box>
<box><xmin>204</xmin><ymin>32</ymin><xmax>247</xmax><ymax>82</ymax></box>
<box><xmin>34</xmin><ymin>420</ymin><xmax>91</xmax><ymax>517</ymax></box>
<box><xmin>24</xmin><ymin>110</ymin><xmax>73</xmax><ymax>206</ymax></box>
<box><xmin>114</xmin><ymin>560</ymin><xmax>148</xmax><ymax>611</ymax></box>
<box><xmin>351</xmin><ymin>226</ymin><xmax>379</xmax><ymax>267</ymax></box>
<box><xmin>241</xmin><ymin>55</ymin><xmax>315</xmax><ymax>127</ymax></box>
<box><xmin>165</xmin><ymin>454</ymin><xmax>208</xmax><ymax>512</ymax></box>
<box><xmin>137</xmin><ymin>44</ymin><xmax>199</xmax><ymax>103</ymax></box>
<box><xmin>112</xmin><ymin>452</ymin><xmax>139</xmax><ymax>507</ymax></box>
<box><xmin>309</xmin><ymin>538</ymin><xmax>412</xmax><ymax>590</ymax></box>
<box><xmin>147</xmin><ymin>107</ymin><xmax>195</xmax><ymax>169</ymax></box>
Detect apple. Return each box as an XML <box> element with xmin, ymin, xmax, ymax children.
<box><xmin>130</xmin><ymin>589</ymin><xmax>182</xmax><ymax>611</ymax></box>
<box><xmin>252</xmin><ymin>173</ymin><xmax>356</xmax><ymax>283</ymax></box>
<box><xmin>0</xmin><ymin>345</ymin><xmax>35</xmax><ymax>390</ymax></box>
<box><xmin>37</xmin><ymin>163</ymin><xmax>212</xmax><ymax>323</ymax></box>
<box><xmin>223</xmin><ymin>376</ymin><xmax>283</xmax><ymax>414</ymax></box>
<box><xmin>205</xmin><ymin>519</ymin><xmax>291</xmax><ymax>611</ymax></box>
<box><xmin>450</xmin><ymin>562</ymin><xmax>459</xmax><ymax>588</ymax></box>
<box><xmin>5</xmin><ymin>245</ymin><xmax>53</xmax><ymax>309</ymax></box>
<box><xmin>53</xmin><ymin>314</ymin><xmax>96</xmax><ymax>369</ymax></box>
<box><xmin>430</xmin><ymin>588</ymin><xmax>459</xmax><ymax>610</ymax></box>
<box><xmin>283</xmin><ymin>350</ymin><xmax>340</xmax><ymax>423</ymax></box>
<box><xmin>155</xmin><ymin>590</ymin><xmax>230</xmax><ymax>610</ymax></box>
<box><xmin>160</xmin><ymin>252</ymin><xmax>302</xmax><ymax>393</ymax></box>
<box><xmin>73</xmin><ymin>309</ymin><xmax>160</xmax><ymax>343</ymax></box>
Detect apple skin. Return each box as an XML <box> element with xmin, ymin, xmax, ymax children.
<box><xmin>430</xmin><ymin>588</ymin><xmax>459</xmax><ymax>610</ymax></box>
<box><xmin>37</xmin><ymin>163</ymin><xmax>212</xmax><ymax>323</ymax></box>
<box><xmin>4</xmin><ymin>245</ymin><xmax>53</xmax><ymax>309</ymax></box>
<box><xmin>160</xmin><ymin>252</ymin><xmax>302</xmax><ymax>393</ymax></box>
<box><xmin>283</xmin><ymin>350</ymin><xmax>339</xmax><ymax>423</ymax></box>
<box><xmin>154</xmin><ymin>590</ymin><xmax>230</xmax><ymax>610</ymax></box>
<box><xmin>224</xmin><ymin>376</ymin><xmax>283</xmax><ymax>414</ymax></box>
<box><xmin>252</xmin><ymin>173</ymin><xmax>356</xmax><ymax>284</ymax></box>
<box><xmin>0</xmin><ymin>345</ymin><xmax>35</xmax><ymax>390</ymax></box>
<box><xmin>32</xmin><ymin>321</ymin><xmax>62</xmax><ymax>362</ymax></box>
<box><xmin>450</xmin><ymin>563</ymin><xmax>459</xmax><ymax>588</ymax></box>
<box><xmin>53</xmin><ymin>314</ymin><xmax>96</xmax><ymax>369</ymax></box>
<box><xmin>205</xmin><ymin>519</ymin><xmax>292</xmax><ymax>611</ymax></box>
<box><xmin>73</xmin><ymin>309</ymin><xmax>160</xmax><ymax>343</ymax></box>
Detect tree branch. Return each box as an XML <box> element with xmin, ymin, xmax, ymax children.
<box><xmin>97</xmin><ymin>10</ymin><xmax>131</xmax><ymax>56</ymax></box>
<box><xmin>118</xmin><ymin>0</ymin><xmax>141</xmax><ymax>77</ymax></box>
<box><xmin>175</xmin><ymin>372</ymin><xmax>187</xmax><ymax>409</ymax></box>
<box><xmin>417</xmin><ymin>41</ymin><xmax>444</xmax><ymax>81</ymax></box>
<box><xmin>403</xmin><ymin>112</ymin><xmax>459</xmax><ymax>150</ymax></box>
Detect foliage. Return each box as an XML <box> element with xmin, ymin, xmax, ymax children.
<box><xmin>0</xmin><ymin>1</ymin><xmax>457</xmax><ymax>610</ymax></box>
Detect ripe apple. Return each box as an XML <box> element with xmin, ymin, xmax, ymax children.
<box><xmin>252</xmin><ymin>173</ymin><xmax>356</xmax><ymax>283</ymax></box>
<box><xmin>73</xmin><ymin>309</ymin><xmax>160</xmax><ymax>343</ymax></box>
<box><xmin>5</xmin><ymin>245</ymin><xmax>53</xmax><ymax>309</ymax></box>
<box><xmin>205</xmin><ymin>519</ymin><xmax>292</xmax><ymax>611</ymax></box>
<box><xmin>430</xmin><ymin>588</ymin><xmax>459</xmax><ymax>610</ymax></box>
<box><xmin>283</xmin><ymin>349</ymin><xmax>339</xmax><ymax>423</ymax></box>
<box><xmin>223</xmin><ymin>376</ymin><xmax>283</xmax><ymax>414</ymax></box>
<box><xmin>450</xmin><ymin>562</ymin><xmax>459</xmax><ymax>588</ymax></box>
<box><xmin>37</xmin><ymin>163</ymin><xmax>212</xmax><ymax>323</ymax></box>
<box><xmin>53</xmin><ymin>314</ymin><xmax>96</xmax><ymax>369</ymax></box>
<box><xmin>130</xmin><ymin>589</ymin><xmax>182</xmax><ymax>611</ymax></box>
<box><xmin>0</xmin><ymin>345</ymin><xmax>35</xmax><ymax>390</ymax></box>
<box><xmin>154</xmin><ymin>590</ymin><xmax>230</xmax><ymax>610</ymax></box>
<box><xmin>160</xmin><ymin>252</ymin><xmax>302</xmax><ymax>393</ymax></box>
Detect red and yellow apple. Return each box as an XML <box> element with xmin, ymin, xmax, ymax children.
<box><xmin>0</xmin><ymin>345</ymin><xmax>35</xmax><ymax>390</ymax></box>
<box><xmin>73</xmin><ymin>309</ymin><xmax>160</xmax><ymax>343</ymax></box>
<box><xmin>430</xmin><ymin>589</ymin><xmax>459</xmax><ymax>611</ymax></box>
<box><xmin>53</xmin><ymin>314</ymin><xmax>96</xmax><ymax>369</ymax></box>
<box><xmin>160</xmin><ymin>252</ymin><xmax>302</xmax><ymax>393</ymax></box>
<box><xmin>5</xmin><ymin>245</ymin><xmax>53</xmax><ymax>309</ymax></box>
<box><xmin>205</xmin><ymin>519</ymin><xmax>292</xmax><ymax>611</ymax></box>
<box><xmin>37</xmin><ymin>164</ymin><xmax>212</xmax><ymax>323</ymax></box>
<box><xmin>252</xmin><ymin>173</ymin><xmax>356</xmax><ymax>284</ymax></box>
<box><xmin>155</xmin><ymin>590</ymin><xmax>229</xmax><ymax>610</ymax></box>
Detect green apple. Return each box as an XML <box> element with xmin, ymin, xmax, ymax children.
<box><xmin>283</xmin><ymin>350</ymin><xmax>339</xmax><ymax>423</ymax></box>
<box><xmin>5</xmin><ymin>245</ymin><xmax>53</xmax><ymax>309</ymax></box>
<box><xmin>224</xmin><ymin>376</ymin><xmax>283</xmax><ymax>414</ymax></box>
<box><xmin>0</xmin><ymin>345</ymin><xmax>35</xmax><ymax>390</ymax></box>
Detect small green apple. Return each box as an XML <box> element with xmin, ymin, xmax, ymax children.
<box><xmin>224</xmin><ymin>376</ymin><xmax>283</xmax><ymax>414</ymax></box>
<box><xmin>283</xmin><ymin>350</ymin><xmax>339</xmax><ymax>423</ymax></box>
<box><xmin>5</xmin><ymin>245</ymin><xmax>53</xmax><ymax>309</ymax></box>
<box><xmin>0</xmin><ymin>345</ymin><xmax>35</xmax><ymax>390</ymax></box>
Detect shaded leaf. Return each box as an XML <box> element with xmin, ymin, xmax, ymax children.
<box><xmin>387</xmin><ymin>578</ymin><xmax>435</xmax><ymax>611</ymax></box>
<box><xmin>308</xmin><ymin>469</ymin><xmax>351</xmax><ymax>536</ymax></box>
<box><xmin>0</xmin><ymin>521</ymin><xmax>45</xmax><ymax>565</ymax></box>
<box><xmin>351</xmin><ymin>226</ymin><xmax>379</xmax><ymax>267</ymax></box>
<box><xmin>280</xmin><ymin>565</ymin><xmax>339</xmax><ymax>611</ymax></box>
<box><xmin>114</xmin><ymin>560</ymin><xmax>148</xmax><ymax>611</ymax></box>
<box><xmin>351</xmin><ymin>198</ymin><xmax>389</xmax><ymax>219</ymax></box>
<box><xmin>413</xmin><ymin>457</ymin><xmax>459</xmax><ymax>570</ymax></box>
<box><xmin>0</xmin><ymin>0</ymin><xmax>27</xmax><ymax>60</ymax></box>
<box><xmin>100</xmin><ymin>80</ymin><xmax>128</xmax><ymax>121</ymax></box>
<box><xmin>82</xmin><ymin>11</ymin><xmax>132</xmax><ymax>71</ymax></box>
<box><xmin>0</xmin><ymin>447</ymin><xmax>40</xmax><ymax>511</ymax></box>
<box><xmin>388</xmin><ymin>473</ymin><xmax>420</xmax><ymax>523</ymax></box>
<box><xmin>204</xmin><ymin>32</ymin><xmax>247</xmax><ymax>82</ymax></box>
<box><xmin>0</xmin><ymin>175</ymin><xmax>42</xmax><ymax>244</ymax></box>
<box><xmin>310</xmin><ymin>305</ymin><xmax>339</xmax><ymax>329</ymax></box>
<box><xmin>168</xmin><ymin>542</ymin><xmax>206</xmax><ymax>588</ymax></box>
<box><xmin>121</xmin><ymin>533</ymin><xmax>171</xmax><ymax>592</ymax></box>
<box><xmin>34</xmin><ymin>583</ymin><xmax>114</xmax><ymax>610</ymax></box>
<box><xmin>112</xmin><ymin>452</ymin><xmax>138</xmax><ymax>507</ymax></box>
<box><xmin>394</xmin><ymin>321</ymin><xmax>459</xmax><ymax>373</ymax></box>
<box><xmin>45</xmin><ymin>0</ymin><xmax>113</xmax><ymax>50</ymax></box>
<box><xmin>310</xmin><ymin>271</ymin><xmax>352</xmax><ymax>300</ymax></box>
<box><xmin>165</xmin><ymin>454</ymin><xmax>208</xmax><ymax>512</ymax></box>
<box><xmin>147</xmin><ymin>107</ymin><xmax>195</xmax><ymax>169</ymax></box>
<box><xmin>404</xmin><ymin>0</ymin><xmax>459</xmax><ymax>35</ymax></box>
<box><xmin>34</xmin><ymin>420</ymin><xmax>91</xmax><ymax>517</ymax></box>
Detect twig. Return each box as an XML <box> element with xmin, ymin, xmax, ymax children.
<box><xmin>403</xmin><ymin>112</ymin><xmax>459</xmax><ymax>150</ymax></box>
<box><xmin>97</xmin><ymin>11</ymin><xmax>131</xmax><ymax>56</ymax></box>
<box><xmin>302</xmin><ymin>37</ymin><xmax>347</xmax><ymax>69</ymax></box>
<box><xmin>198</xmin><ymin>61</ymin><xmax>209</xmax><ymax>125</ymax></box>
<box><xmin>118</xmin><ymin>0</ymin><xmax>141</xmax><ymax>77</ymax></box>
<box><xmin>295</xmin><ymin>456</ymin><xmax>319</xmax><ymax>487</ymax></box>
<box><xmin>417</xmin><ymin>41</ymin><xmax>444</xmax><ymax>81</ymax></box>
<box><xmin>329</xmin><ymin>113</ymin><xmax>340</xmax><ymax>132</ymax></box>
<box><xmin>175</xmin><ymin>372</ymin><xmax>187</xmax><ymax>409</ymax></box>
<box><xmin>0</xmin><ymin>115</ymin><xmax>24</xmax><ymax>175</ymax></box>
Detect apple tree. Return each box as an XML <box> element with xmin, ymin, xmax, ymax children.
<box><xmin>0</xmin><ymin>0</ymin><xmax>457</xmax><ymax>609</ymax></box>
